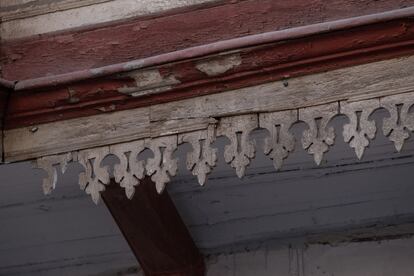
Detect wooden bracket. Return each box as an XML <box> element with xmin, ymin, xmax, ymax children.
<box><xmin>102</xmin><ymin>177</ymin><xmax>205</xmax><ymax>276</ymax></box>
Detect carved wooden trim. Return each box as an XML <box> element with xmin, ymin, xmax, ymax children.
<box><xmin>33</xmin><ymin>91</ymin><xmax>414</xmax><ymax>203</ymax></box>
<box><xmin>110</xmin><ymin>140</ymin><xmax>146</xmax><ymax>199</ymax></box>
<box><xmin>259</xmin><ymin>110</ymin><xmax>297</xmax><ymax>170</ymax></box>
<box><xmin>217</xmin><ymin>114</ymin><xmax>258</xmax><ymax>178</ymax></box>
<box><xmin>178</xmin><ymin>125</ymin><xmax>217</xmax><ymax>186</ymax></box>
<box><xmin>35</xmin><ymin>152</ymin><xmax>74</xmax><ymax>195</ymax></box>
<box><xmin>6</xmin><ymin>56</ymin><xmax>414</xmax><ymax>163</ymax></box>
<box><xmin>341</xmin><ymin>99</ymin><xmax>380</xmax><ymax>159</ymax></box>
<box><xmin>77</xmin><ymin>147</ymin><xmax>111</xmax><ymax>204</ymax></box>
<box><xmin>381</xmin><ymin>92</ymin><xmax>414</xmax><ymax>152</ymax></box>
<box><xmin>299</xmin><ymin>103</ymin><xmax>338</xmax><ymax>165</ymax></box>
<box><xmin>145</xmin><ymin>136</ymin><xmax>178</xmax><ymax>194</ymax></box>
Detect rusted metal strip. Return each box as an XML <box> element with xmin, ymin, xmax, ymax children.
<box><xmin>13</xmin><ymin>6</ymin><xmax>414</xmax><ymax>91</ymax></box>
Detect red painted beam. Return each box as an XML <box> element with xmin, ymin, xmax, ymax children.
<box><xmin>5</xmin><ymin>17</ymin><xmax>414</xmax><ymax>129</ymax></box>
<box><xmin>102</xmin><ymin>178</ymin><xmax>205</xmax><ymax>276</ymax></box>
<box><xmin>2</xmin><ymin>0</ymin><xmax>414</xmax><ymax>80</ymax></box>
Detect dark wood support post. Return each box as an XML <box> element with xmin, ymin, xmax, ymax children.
<box><xmin>0</xmin><ymin>83</ymin><xmax>11</xmax><ymax>163</ymax></box>
<box><xmin>102</xmin><ymin>177</ymin><xmax>205</xmax><ymax>276</ymax></box>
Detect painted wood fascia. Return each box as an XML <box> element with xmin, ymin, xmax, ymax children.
<box><xmin>3</xmin><ymin>56</ymin><xmax>414</xmax><ymax>203</ymax></box>
<box><xmin>0</xmin><ymin>0</ymin><xmax>219</xmax><ymax>40</ymax></box>
<box><xmin>3</xmin><ymin>1</ymin><xmax>414</xmax><ymax>80</ymax></box>
<box><xmin>5</xmin><ymin>55</ymin><xmax>414</xmax><ymax>163</ymax></box>
<box><xmin>5</xmin><ymin>15</ymin><xmax>414</xmax><ymax>129</ymax></box>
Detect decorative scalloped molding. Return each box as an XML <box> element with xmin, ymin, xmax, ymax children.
<box><xmin>34</xmin><ymin>92</ymin><xmax>414</xmax><ymax>203</ymax></box>
<box><xmin>178</xmin><ymin>125</ymin><xmax>218</xmax><ymax>186</ymax></box>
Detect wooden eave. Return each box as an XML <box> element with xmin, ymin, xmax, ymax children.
<box><xmin>0</xmin><ymin>7</ymin><xmax>413</xmax><ymax>131</ymax></box>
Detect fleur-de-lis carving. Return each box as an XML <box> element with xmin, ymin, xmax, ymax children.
<box><xmin>341</xmin><ymin>99</ymin><xmax>379</xmax><ymax>159</ymax></box>
<box><xmin>259</xmin><ymin>110</ymin><xmax>297</xmax><ymax>170</ymax></box>
<box><xmin>179</xmin><ymin>126</ymin><xmax>217</xmax><ymax>185</ymax></box>
<box><xmin>381</xmin><ymin>92</ymin><xmax>414</xmax><ymax>152</ymax></box>
<box><xmin>299</xmin><ymin>103</ymin><xmax>338</xmax><ymax>165</ymax></box>
<box><xmin>35</xmin><ymin>152</ymin><xmax>73</xmax><ymax>195</ymax></box>
<box><xmin>110</xmin><ymin>140</ymin><xmax>146</xmax><ymax>199</ymax></box>
<box><xmin>77</xmin><ymin>147</ymin><xmax>110</xmax><ymax>204</ymax></box>
<box><xmin>217</xmin><ymin>114</ymin><xmax>258</xmax><ymax>178</ymax></box>
<box><xmin>145</xmin><ymin>136</ymin><xmax>178</xmax><ymax>194</ymax></box>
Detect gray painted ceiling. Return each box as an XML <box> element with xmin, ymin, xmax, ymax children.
<box><xmin>1</xmin><ymin>111</ymin><xmax>414</xmax><ymax>274</ymax></box>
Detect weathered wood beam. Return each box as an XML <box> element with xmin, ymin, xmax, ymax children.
<box><xmin>4</xmin><ymin>55</ymin><xmax>414</xmax><ymax>162</ymax></box>
<box><xmin>101</xmin><ymin>177</ymin><xmax>205</xmax><ymax>276</ymax></box>
<box><xmin>5</xmin><ymin>15</ymin><xmax>414</xmax><ymax>128</ymax></box>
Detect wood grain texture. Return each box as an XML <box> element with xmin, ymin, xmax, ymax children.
<box><xmin>0</xmin><ymin>0</ymin><xmax>218</xmax><ymax>40</ymax></box>
<box><xmin>102</xmin><ymin>178</ymin><xmax>205</xmax><ymax>276</ymax></box>
<box><xmin>2</xmin><ymin>0</ymin><xmax>413</xmax><ymax>80</ymax></box>
<box><xmin>5</xmin><ymin>18</ymin><xmax>414</xmax><ymax>128</ymax></box>
<box><xmin>4</xmin><ymin>56</ymin><xmax>414</xmax><ymax>162</ymax></box>
<box><xmin>4</xmin><ymin>107</ymin><xmax>150</xmax><ymax>162</ymax></box>
<box><xmin>151</xmin><ymin>56</ymin><xmax>414</xmax><ymax>121</ymax></box>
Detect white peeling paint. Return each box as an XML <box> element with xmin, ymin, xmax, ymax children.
<box><xmin>196</xmin><ymin>54</ymin><xmax>242</xmax><ymax>76</ymax></box>
<box><xmin>118</xmin><ymin>69</ymin><xmax>180</xmax><ymax>97</ymax></box>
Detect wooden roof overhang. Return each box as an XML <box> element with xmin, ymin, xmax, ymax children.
<box><xmin>0</xmin><ymin>5</ymin><xmax>412</xmax><ymax>174</ymax></box>
<box><xmin>1</xmin><ymin>3</ymin><xmax>414</xmax><ymax>275</ymax></box>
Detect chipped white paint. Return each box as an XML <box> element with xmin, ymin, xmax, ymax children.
<box><xmin>145</xmin><ymin>136</ymin><xmax>178</xmax><ymax>194</ymax></box>
<box><xmin>110</xmin><ymin>140</ymin><xmax>146</xmax><ymax>199</ymax></box>
<box><xmin>34</xmin><ymin>152</ymin><xmax>73</xmax><ymax>195</ymax></box>
<box><xmin>381</xmin><ymin>92</ymin><xmax>414</xmax><ymax>152</ymax></box>
<box><xmin>217</xmin><ymin>115</ymin><xmax>258</xmax><ymax>178</ymax></box>
<box><xmin>118</xmin><ymin>69</ymin><xmax>180</xmax><ymax>97</ymax></box>
<box><xmin>196</xmin><ymin>54</ymin><xmax>242</xmax><ymax>76</ymax></box>
<box><xmin>151</xmin><ymin>56</ymin><xmax>414</xmax><ymax>122</ymax></box>
<box><xmin>259</xmin><ymin>110</ymin><xmax>297</xmax><ymax>170</ymax></box>
<box><xmin>1</xmin><ymin>0</ymin><xmax>217</xmax><ymax>40</ymax></box>
<box><xmin>6</xmin><ymin>56</ymin><xmax>414</xmax><ymax>163</ymax></box>
<box><xmin>34</xmin><ymin>90</ymin><xmax>414</xmax><ymax>203</ymax></box>
<box><xmin>12</xmin><ymin>55</ymin><xmax>411</xmax><ymax>203</ymax></box>
<box><xmin>299</xmin><ymin>103</ymin><xmax>338</xmax><ymax>165</ymax></box>
<box><xmin>179</xmin><ymin>126</ymin><xmax>218</xmax><ymax>185</ymax></box>
<box><xmin>341</xmin><ymin>99</ymin><xmax>379</xmax><ymax>159</ymax></box>
<box><xmin>77</xmin><ymin>147</ymin><xmax>110</xmax><ymax>204</ymax></box>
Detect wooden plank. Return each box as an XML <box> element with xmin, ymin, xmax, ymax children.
<box><xmin>4</xmin><ymin>107</ymin><xmax>150</xmax><ymax>162</ymax></box>
<box><xmin>3</xmin><ymin>109</ymin><xmax>216</xmax><ymax>162</ymax></box>
<box><xmin>3</xmin><ymin>0</ymin><xmax>414</xmax><ymax>79</ymax></box>
<box><xmin>0</xmin><ymin>0</ymin><xmax>217</xmax><ymax>40</ymax></box>
<box><xmin>4</xmin><ymin>55</ymin><xmax>414</xmax><ymax>162</ymax></box>
<box><xmin>150</xmin><ymin>56</ymin><xmax>414</xmax><ymax>121</ymax></box>
<box><xmin>7</xmin><ymin>18</ymin><xmax>414</xmax><ymax>129</ymax></box>
<box><xmin>102</xmin><ymin>177</ymin><xmax>205</xmax><ymax>276</ymax></box>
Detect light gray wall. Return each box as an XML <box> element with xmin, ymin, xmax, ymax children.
<box><xmin>206</xmin><ymin>237</ymin><xmax>414</xmax><ymax>276</ymax></box>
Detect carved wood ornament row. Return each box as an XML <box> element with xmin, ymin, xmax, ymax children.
<box><xmin>35</xmin><ymin>92</ymin><xmax>414</xmax><ymax>204</ymax></box>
